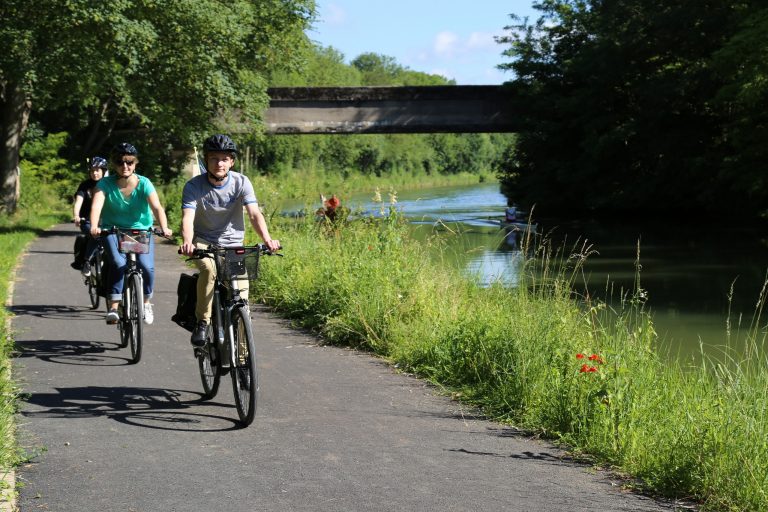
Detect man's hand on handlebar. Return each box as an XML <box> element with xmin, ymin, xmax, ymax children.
<box><xmin>179</xmin><ymin>241</ymin><xmax>197</xmax><ymax>256</ymax></box>
<box><xmin>264</xmin><ymin>239</ymin><xmax>281</xmax><ymax>253</ymax></box>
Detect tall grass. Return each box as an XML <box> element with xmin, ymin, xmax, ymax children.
<box><xmin>253</xmin><ymin>209</ymin><xmax>768</xmax><ymax>511</ymax></box>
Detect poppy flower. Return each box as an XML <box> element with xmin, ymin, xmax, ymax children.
<box><xmin>576</xmin><ymin>353</ymin><xmax>585</xmax><ymax>359</ymax></box>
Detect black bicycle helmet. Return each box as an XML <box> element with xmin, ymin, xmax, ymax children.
<box><xmin>110</xmin><ymin>142</ymin><xmax>138</xmax><ymax>162</ymax></box>
<box><xmin>202</xmin><ymin>134</ymin><xmax>238</xmax><ymax>155</ymax></box>
<box><xmin>90</xmin><ymin>156</ymin><xmax>108</xmax><ymax>169</ymax></box>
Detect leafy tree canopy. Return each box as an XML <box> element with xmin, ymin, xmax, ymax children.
<box><xmin>0</xmin><ymin>0</ymin><xmax>315</xmax><ymax>211</ymax></box>
<box><xmin>496</xmin><ymin>0</ymin><xmax>768</xmax><ymax>219</ymax></box>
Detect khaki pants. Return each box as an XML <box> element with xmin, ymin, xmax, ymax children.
<box><xmin>193</xmin><ymin>240</ymin><xmax>249</xmax><ymax>324</ymax></box>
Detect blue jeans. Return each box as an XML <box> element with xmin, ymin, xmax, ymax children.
<box><xmin>103</xmin><ymin>232</ymin><xmax>155</xmax><ymax>302</ymax></box>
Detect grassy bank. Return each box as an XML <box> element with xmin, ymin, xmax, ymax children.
<box><xmin>253</xmin><ymin>209</ymin><xmax>768</xmax><ymax>511</ymax></box>
<box><xmin>0</xmin><ymin>210</ymin><xmax>68</xmax><ymax>474</ymax></box>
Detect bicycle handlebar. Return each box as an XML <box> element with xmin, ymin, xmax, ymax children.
<box><xmin>95</xmin><ymin>227</ymin><xmax>171</xmax><ymax>239</ymax></box>
<box><xmin>179</xmin><ymin>244</ymin><xmax>283</xmax><ymax>259</ymax></box>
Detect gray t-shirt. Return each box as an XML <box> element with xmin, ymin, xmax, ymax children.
<box><xmin>182</xmin><ymin>171</ymin><xmax>258</xmax><ymax>246</ymax></box>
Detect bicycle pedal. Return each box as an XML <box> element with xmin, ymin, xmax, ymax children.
<box><xmin>193</xmin><ymin>347</ymin><xmax>205</xmax><ymax>358</ymax></box>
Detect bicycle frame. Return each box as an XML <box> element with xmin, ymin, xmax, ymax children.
<box><xmin>207</xmin><ymin>248</ymin><xmax>254</xmax><ymax>370</ymax></box>
<box><xmin>189</xmin><ymin>244</ymin><xmax>276</xmax><ymax>426</ymax></box>
<box><xmin>100</xmin><ymin>227</ymin><xmax>156</xmax><ymax>364</ymax></box>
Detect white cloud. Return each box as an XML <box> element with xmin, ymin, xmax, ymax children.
<box><xmin>433</xmin><ymin>31</ymin><xmax>459</xmax><ymax>57</ymax></box>
<box><xmin>467</xmin><ymin>31</ymin><xmax>500</xmax><ymax>50</ymax></box>
<box><xmin>324</xmin><ymin>3</ymin><xmax>346</xmax><ymax>25</ymax></box>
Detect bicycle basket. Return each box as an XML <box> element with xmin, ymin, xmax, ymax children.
<box><xmin>223</xmin><ymin>248</ymin><xmax>260</xmax><ymax>284</ymax></box>
<box><xmin>118</xmin><ymin>231</ymin><xmax>150</xmax><ymax>254</ymax></box>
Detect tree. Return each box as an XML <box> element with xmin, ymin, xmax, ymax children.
<box><xmin>0</xmin><ymin>0</ymin><xmax>314</xmax><ymax>213</ymax></box>
<box><xmin>495</xmin><ymin>0</ymin><xmax>764</xmax><ymax>217</ymax></box>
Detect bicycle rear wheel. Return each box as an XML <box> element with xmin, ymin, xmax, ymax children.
<box><xmin>230</xmin><ymin>305</ymin><xmax>258</xmax><ymax>426</ymax></box>
<box><xmin>197</xmin><ymin>321</ymin><xmax>221</xmax><ymax>399</ymax></box>
<box><xmin>88</xmin><ymin>253</ymin><xmax>102</xmax><ymax>309</ymax></box>
<box><xmin>126</xmin><ymin>273</ymin><xmax>144</xmax><ymax>364</ymax></box>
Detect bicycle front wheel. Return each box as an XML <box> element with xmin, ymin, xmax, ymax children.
<box><xmin>230</xmin><ymin>305</ymin><xmax>258</xmax><ymax>426</ymax></box>
<box><xmin>197</xmin><ymin>321</ymin><xmax>220</xmax><ymax>399</ymax></box>
<box><xmin>126</xmin><ymin>273</ymin><xmax>144</xmax><ymax>364</ymax></box>
<box><xmin>87</xmin><ymin>275</ymin><xmax>100</xmax><ymax>309</ymax></box>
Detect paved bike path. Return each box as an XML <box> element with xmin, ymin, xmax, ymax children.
<box><xmin>11</xmin><ymin>224</ymin><xmax>678</xmax><ymax>511</ymax></box>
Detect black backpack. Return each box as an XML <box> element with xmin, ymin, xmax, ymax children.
<box><xmin>171</xmin><ymin>273</ymin><xmax>198</xmax><ymax>332</ymax></box>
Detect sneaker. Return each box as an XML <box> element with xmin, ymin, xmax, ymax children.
<box><xmin>70</xmin><ymin>261</ymin><xmax>82</xmax><ymax>271</ymax></box>
<box><xmin>81</xmin><ymin>261</ymin><xmax>91</xmax><ymax>277</ymax></box>
<box><xmin>105</xmin><ymin>309</ymin><xmax>120</xmax><ymax>324</ymax></box>
<box><xmin>143</xmin><ymin>303</ymin><xmax>154</xmax><ymax>325</ymax></box>
<box><xmin>190</xmin><ymin>321</ymin><xmax>207</xmax><ymax>347</ymax></box>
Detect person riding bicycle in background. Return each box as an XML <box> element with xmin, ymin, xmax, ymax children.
<box><xmin>89</xmin><ymin>143</ymin><xmax>172</xmax><ymax>325</ymax></box>
<box><xmin>178</xmin><ymin>134</ymin><xmax>280</xmax><ymax>347</ymax></box>
<box><xmin>72</xmin><ymin>156</ymin><xmax>107</xmax><ymax>275</ymax></box>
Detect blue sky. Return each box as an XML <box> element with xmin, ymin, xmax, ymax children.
<box><xmin>307</xmin><ymin>1</ymin><xmax>540</xmax><ymax>85</ymax></box>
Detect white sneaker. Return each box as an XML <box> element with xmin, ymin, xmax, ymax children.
<box><xmin>105</xmin><ymin>309</ymin><xmax>119</xmax><ymax>324</ymax></box>
<box><xmin>144</xmin><ymin>303</ymin><xmax>154</xmax><ymax>325</ymax></box>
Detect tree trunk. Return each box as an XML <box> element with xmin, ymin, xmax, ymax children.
<box><xmin>0</xmin><ymin>80</ymin><xmax>31</xmax><ymax>214</ymax></box>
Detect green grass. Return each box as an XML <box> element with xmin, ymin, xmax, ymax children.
<box><xmin>0</xmin><ymin>210</ymin><xmax>68</xmax><ymax>472</ymax></box>
<box><xmin>252</xmin><ymin>210</ymin><xmax>768</xmax><ymax>511</ymax></box>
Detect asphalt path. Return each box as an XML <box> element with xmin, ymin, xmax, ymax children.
<box><xmin>11</xmin><ymin>224</ymin><xmax>680</xmax><ymax>511</ymax></box>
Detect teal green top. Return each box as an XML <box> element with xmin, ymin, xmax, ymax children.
<box><xmin>97</xmin><ymin>174</ymin><xmax>156</xmax><ymax>229</ymax></box>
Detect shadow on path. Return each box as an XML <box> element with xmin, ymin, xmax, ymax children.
<box><xmin>15</xmin><ymin>339</ymin><xmax>128</xmax><ymax>367</ymax></box>
<box><xmin>20</xmin><ymin>385</ymin><xmax>243</xmax><ymax>433</ymax></box>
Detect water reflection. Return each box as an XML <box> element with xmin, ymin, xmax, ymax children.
<box><xmin>293</xmin><ymin>183</ymin><xmax>768</xmax><ymax>358</ymax></box>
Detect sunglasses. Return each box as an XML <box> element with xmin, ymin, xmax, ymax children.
<box><xmin>115</xmin><ymin>159</ymin><xmax>137</xmax><ymax>166</ymax></box>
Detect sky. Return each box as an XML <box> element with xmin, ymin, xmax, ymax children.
<box><xmin>307</xmin><ymin>1</ymin><xmax>540</xmax><ymax>85</ymax></box>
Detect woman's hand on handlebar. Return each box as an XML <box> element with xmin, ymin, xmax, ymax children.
<box><xmin>264</xmin><ymin>239</ymin><xmax>281</xmax><ymax>253</ymax></box>
<box><xmin>89</xmin><ymin>225</ymin><xmax>101</xmax><ymax>238</ymax></box>
<box><xmin>158</xmin><ymin>227</ymin><xmax>173</xmax><ymax>239</ymax></box>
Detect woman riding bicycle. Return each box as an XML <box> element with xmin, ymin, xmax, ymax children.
<box><xmin>71</xmin><ymin>156</ymin><xmax>107</xmax><ymax>275</ymax></box>
<box><xmin>89</xmin><ymin>143</ymin><xmax>172</xmax><ymax>325</ymax></box>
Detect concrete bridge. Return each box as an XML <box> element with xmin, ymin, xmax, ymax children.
<box><xmin>262</xmin><ymin>85</ymin><xmax>519</xmax><ymax>134</ymax></box>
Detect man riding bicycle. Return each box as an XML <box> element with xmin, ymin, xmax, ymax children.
<box><xmin>178</xmin><ymin>134</ymin><xmax>280</xmax><ymax>347</ymax></box>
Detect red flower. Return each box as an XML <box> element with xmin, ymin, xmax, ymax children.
<box><xmin>325</xmin><ymin>195</ymin><xmax>341</xmax><ymax>209</ymax></box>
<box><xmin>588</xmin><ymin>354</ymin><xmax>604</xmax><ymax>364</ymax></box>
<box><xmin>587</xmin><ymin>366</ymin><xmax>598</xmax><ymax>373</ymax></box>
<box><xmin>579</xmin><ymin>364</ymin><xmax>589</xmax><ymax>373</ymax></box>
<box><xmin>576</xmin><ymin>353</ymin><xmax>585</xmax><ymax>359</ymax></box>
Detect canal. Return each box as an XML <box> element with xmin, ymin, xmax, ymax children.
<box><xmin>336</xmin><ymin>182</ymin><xmax>768</xmax><ymax>359</ymax></box>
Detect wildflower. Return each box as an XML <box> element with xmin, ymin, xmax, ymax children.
<box><xmin>588</xmin><ymin>354</ymin><xmax>604</xmax><ymax>364</ymax></box>
<box><xmin>372</xmin><ymin>187</ymin><xmax>382</xmax><ymax>202</ymax></box>
<box><xmin>587</xmin><ymin>366</ymin><xmax>598</xmax><ymax>372</ymax></box>
<box><xmin>576</xmin><ymin>353</ymin><xmax>585</xmax><ymax>359</ymax></box>
<box><xmin>580</xmin><ymin>364</ymin><xmax>589</xmax><ymax>373</ymax></box>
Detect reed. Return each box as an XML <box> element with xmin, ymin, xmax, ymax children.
<box><xmin>253</xmin><ymin>207</ymin><xmax>768</xmax><ymax>511</ymax></box>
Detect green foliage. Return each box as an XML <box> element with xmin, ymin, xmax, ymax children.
<box><xmin>0</xmin><ymin>0</ymin><xmax>315</xmax><ymax>158</ymax></box>
<box><xmin>255</xmin><ymin>211</ymin><xmax>768</xmax><ymax>510</ymax></box>
<box><xmin>496</xmin><ymin>0</ymin><xmax>768</xmax><ymax>218</ymax></box>
<box><xmin>18</xmin><ymin>131</ymin><xmax>77</xmax><ymax>213</ymax></box>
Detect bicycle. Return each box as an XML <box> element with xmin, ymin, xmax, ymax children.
<box><xmin>184</xmin><ymin>244</ymin><xmax>281</xmax><ymax>426</ymax></box>
<box><xmin>76</xmin><ymin>219</ymin><xmax>105</xmax><ymax>310</ymax></box>
<box><xmin>100</xmin><ymin>227</ymin><xmax>166</xmax><ymax>364</ymax></box>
